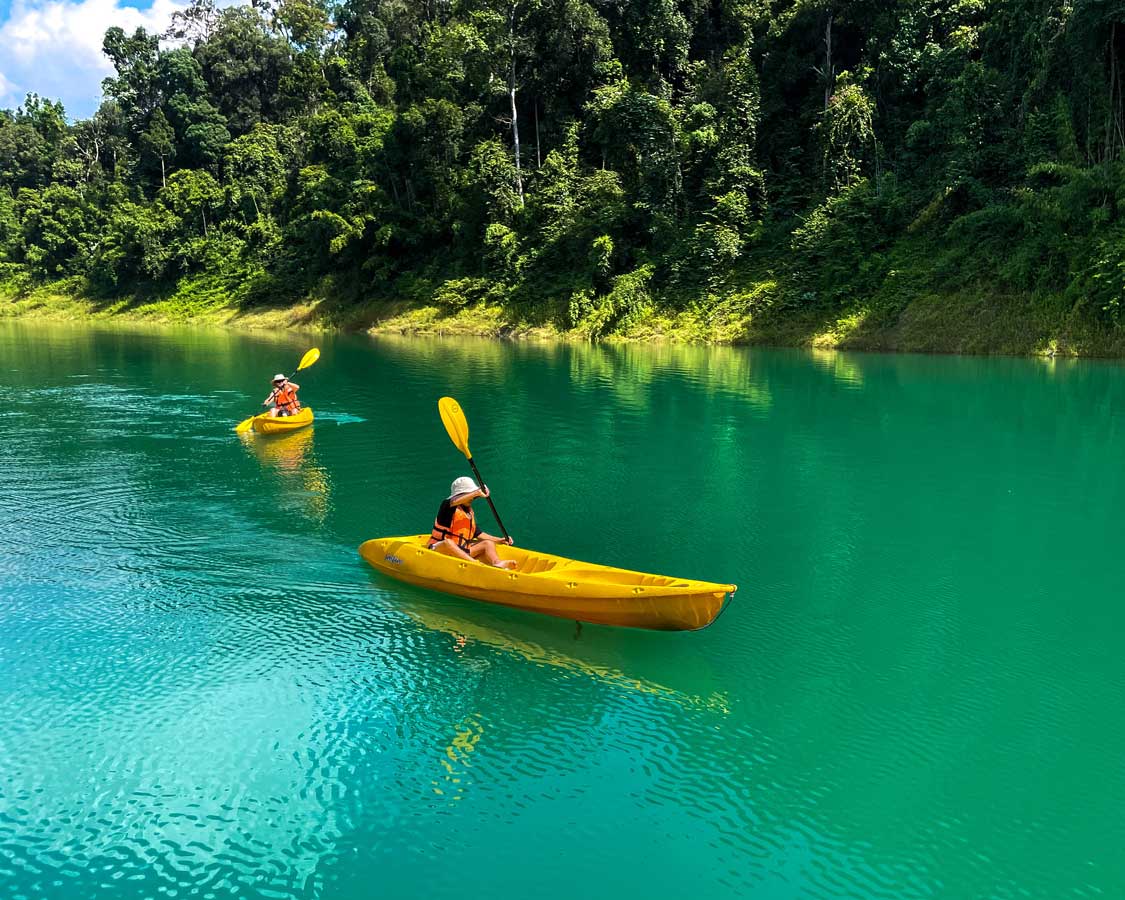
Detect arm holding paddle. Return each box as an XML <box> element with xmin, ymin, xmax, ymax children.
<box><xmin>430</xmin><ymin>500</ymin><xmax>515</xmax><ymax>567</ymax></box>
<box><xmin>262</xmin><ymin>381</ymin><xmax>299</xmax><ymax>407</ymax></box>
<box><xmin>441</xmin><ymin>486</ymin><xmax>515</xmax><ymax>549</ymax></box>
<box><xmin>469</xmin><ymin>487</ymin><xmax>513</xmax><ymax>545</ymax></box>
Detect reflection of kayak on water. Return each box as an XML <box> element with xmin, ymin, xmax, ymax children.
<box><xmin>405</xmin><ymin>604</ymin><xmax>729</xmax><ymax>714</ymax></box>
<box><xmin>240</xmin><ymin>426</ymin><xmax>330</xmax><ymax>521</ymax></box>
<box><xmin>239</xmin><ymin>426</ymin><xmax>314</xmax><ymax>471</ymax></box>
<box><xmin>359</xmin><ymin>535</ymin><xmax>736</xmax><ymax>631</ymax></box>
<box><xmin>432</xmin><ymin>714</ymin><xmax>483</xmax><ymax>801</ymax></box>
<box><xmin>420</xmin><ymin>601</ymin><xmax>729</xmax><ymax>803</ymax></box>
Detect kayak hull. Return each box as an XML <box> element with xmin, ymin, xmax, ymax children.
<box><xmin>250</xmin><ymin>407</ymin><xmax>314</xmax><ymax>434</ymax></box>
<box><xmin>358</xmin><ymin>535</ymin><xmax>736</xmax><ymax>631</ymax></box>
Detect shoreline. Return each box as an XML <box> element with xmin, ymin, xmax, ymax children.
<box><xmin>5</xmin><ymin>280</ymin><xmax>1125</xmax><ymax>359</ymax></box>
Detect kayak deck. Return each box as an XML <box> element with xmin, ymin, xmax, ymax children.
<box><xmin>250</xmin><ymin>407</ymin><xmax>314</xmax><ymax>434</ymax></box>
<box><xmin>358</xmin><ymin>535</ymin><xmax>736</xmax><ymax>631</ymax></box>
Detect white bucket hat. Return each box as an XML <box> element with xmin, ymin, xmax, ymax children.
<box><xmin>447</xmin><ymin>476</ymin><xmax>480</xmax><ymax>501</ymax></box>
<box><xmin>272</xmin><ymin>374</ymin><xmax>287</xmax><ymax>383</ymax></box>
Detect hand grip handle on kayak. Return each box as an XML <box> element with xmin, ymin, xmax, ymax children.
<box><xmin>438</xmin><ymin>397</ymin><xmax>511</xmax><ymax>542</ymax></box>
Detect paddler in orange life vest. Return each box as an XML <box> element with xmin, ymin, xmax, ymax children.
<box><xmin>429</xmin><ymin>476</ymin><xmax>516</xmax><ymax>569</ymax></box>
<box><xmin>264</xmin><ymin>373</ymin><xmax>301</xmax><ymax>417</ymax></box>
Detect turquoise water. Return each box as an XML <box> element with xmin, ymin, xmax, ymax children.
<box><xmin>2</xmin><ymin>321</ymin><xmax>1125</xmax><ymax>898</ymax></box>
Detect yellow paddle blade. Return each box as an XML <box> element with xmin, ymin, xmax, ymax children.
<box><xmin>296</xmin><ymin>348</ymin><xmax>320</xmax><ymax>371</ymax></box>
<box><xmin>234</xmin><ymin>415</ymin><xmax>255</xmax><ymax>433</ymax></box>
<box><xmin>438</xmin><ymin>396</ymin><xmax>471</xmax><ymax>459</ymax></box>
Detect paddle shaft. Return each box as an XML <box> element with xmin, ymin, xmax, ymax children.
<box><xmin>466</xmin><ymin>456</ymin><xmax>510</xmax><ymax>541</ymax></box>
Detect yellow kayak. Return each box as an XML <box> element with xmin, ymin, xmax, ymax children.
<box><xmin>249</xmin><ymin>407</ymin><xmax>314</xmax><ymax>434</ymax></box>
<box><xmin>358</xmin><ymin>535</ymin><xmax>736</xmax><ymax>631</ymax></box>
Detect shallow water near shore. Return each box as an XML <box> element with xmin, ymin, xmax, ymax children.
<box><xmin>2</xmin><ymin>320</ymin><xmax>1125</xmax><ymax>898</ymax></box>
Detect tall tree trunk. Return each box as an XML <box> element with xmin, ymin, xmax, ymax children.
<box><xmin>823</xmin><ymin>11</ymin><xmax>835</xmax><ymax>111</ymax></box>
<box><xmin>160</xmin><ymin>156</ymin><xmax>166</xmax><ymax>189</ymax></box>
<box><xmin>873</xmin><ymin>135</ymin><xmax>882</xmax><ymax>193</ymax></box>
<box><xmin>82</xmin><ymin>136</ymin><xmax>100</xmax><ymax>182</ymax></box>
<box><xmin>1114</xmin><ymin>24</ymin><xmax>1125</xmax><ymax>157</ymax></box>
<box><xmin>509</xmin><ymin>3</ymin><xmax>523</xmax><ymax>205</ymax></box>
<box><xmin>535</xmin><ymin>98</ymin><xmax>541</xmax><ymax>168</ymax></box>
<box><xmin>1108</xmin><ymin>27</ymin><xmax>1117</xmax><ymax>161</ymax></box>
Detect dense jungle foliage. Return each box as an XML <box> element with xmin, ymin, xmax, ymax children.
<box><xmin>5</xmin><ymin>0</ymin><xmax>1125</xmax><ymax>338</ymax></box>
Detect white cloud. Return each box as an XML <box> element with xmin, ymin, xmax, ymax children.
<box><xmin>0</xmin><ymin>69</ymin><xmax>18</xmax><ymax>100</ymax></box>
<box><xmin>0</xmin><ymin>0</ymin><xmax>188</xmax><ymax>117</ymax></box>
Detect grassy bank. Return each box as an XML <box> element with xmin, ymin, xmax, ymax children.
<box><xmin>5</xmin><ymin>271</ymin><xmax>1125</xmax><ymax>357</ymax></box>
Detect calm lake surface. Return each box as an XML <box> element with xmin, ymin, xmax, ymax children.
<box><xmin>2</xmin><ymin>320</ymin><xmax>1124</xmax><ymax>898</ymax></box>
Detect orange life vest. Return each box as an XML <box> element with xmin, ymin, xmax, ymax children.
<box><xmin>430</xmin><ymin>505</ymin><xmax>476</xmax><ymax>549</ymax></box>
<box><xmin>274</xmin><ymin>383</ymin><xmax>300</xmax><ymax>415</ymax></box>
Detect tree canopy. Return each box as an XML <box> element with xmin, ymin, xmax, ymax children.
<box><xmin>5</xmin><ymin>0</ymin><xmax>1125</xmax><ymax>333</ymax></box>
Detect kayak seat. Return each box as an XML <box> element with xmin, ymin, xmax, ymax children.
<box><xmin>512</xmin><ymin>554</ymin><xmax>560</xmax><ymax>575</ymax></box>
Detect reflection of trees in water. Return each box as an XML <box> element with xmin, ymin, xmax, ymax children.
<box><xmin>371</xmin><ymin>334</ymin><xmax>539</xmax><ymax>395</ymax></box>
<box><xmin>239</xmin><ymin>428</ymin><xmax>331</xmax><ymax>522</ymax></box>
<box><xmin>371</xmin><ymin>334</ymin><xmax>775</xmax><ymax>411</ymax></box>
<box><xmin>809</xmin><ymin>348</ymin><xmax>865</xmax><ymax>388</ymax></box>
<box><xmin>2</xmin><ymin>320</ymin><xmax>313</xmax><ymax>393</ymax></box>
<box><xmin>566</xmin><ymin>343</ymin><xmax>772</xmax><ymax>411</ymax></box>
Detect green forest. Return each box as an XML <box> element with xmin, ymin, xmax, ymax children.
<box><xmin>4</xmin><ymin>0</ymin><xmax>1125</xmax><ymax>347</ymax></box>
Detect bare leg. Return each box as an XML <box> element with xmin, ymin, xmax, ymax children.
<box><xmin>268</xmin><ymin>408</ymin><xmax>279</xmax><ymax>418</ymax></box>
<box><xmin>469</xmin><ymin>540</ymin><xmax>516</xmax><ymax>569</ymax></box>
<box><xmin>433</xmin><ymin>538</ymin><xmax>475</xmax><ymax>562</ymax></box>
<box><xmin>433</xmin><ymin>538</ymin><xmax>516</xmax><ymax>569</ymax></box>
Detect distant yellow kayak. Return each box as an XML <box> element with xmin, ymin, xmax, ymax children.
<box><xmin>358</xmin><ymin>535</ymin><xmax>736</xmax><ymax>631</ymax></box>
<box><xmin>249</xmin><ymin>407</ymin><xmax>314</xmax><ymax>434</ymax></box>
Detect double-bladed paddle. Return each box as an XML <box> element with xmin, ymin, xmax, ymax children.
<box><xmin>438</xmin><ymin>396</ymin><xmax>510</xmax><ymax>541</ymax></box>
<box><xmin>234</xmin><ymin>348</ymin><xmax>320</xmax><ymax>433</ymax></box>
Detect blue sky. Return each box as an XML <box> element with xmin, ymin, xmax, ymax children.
<box><xmin>0</xmin><ymin>0</ymin><xmax>190</xmax><ymax>118</ymax></box>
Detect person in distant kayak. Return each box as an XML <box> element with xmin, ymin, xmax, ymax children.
<box><xmin>264</xmin><ymin>374</ymin><xmax>301</xmax><ymax>417</ymax></box>
<box><xmin>429</xmin><ymin>476</ymin><xmax>516</xmax><ymax>569</ymax></box>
